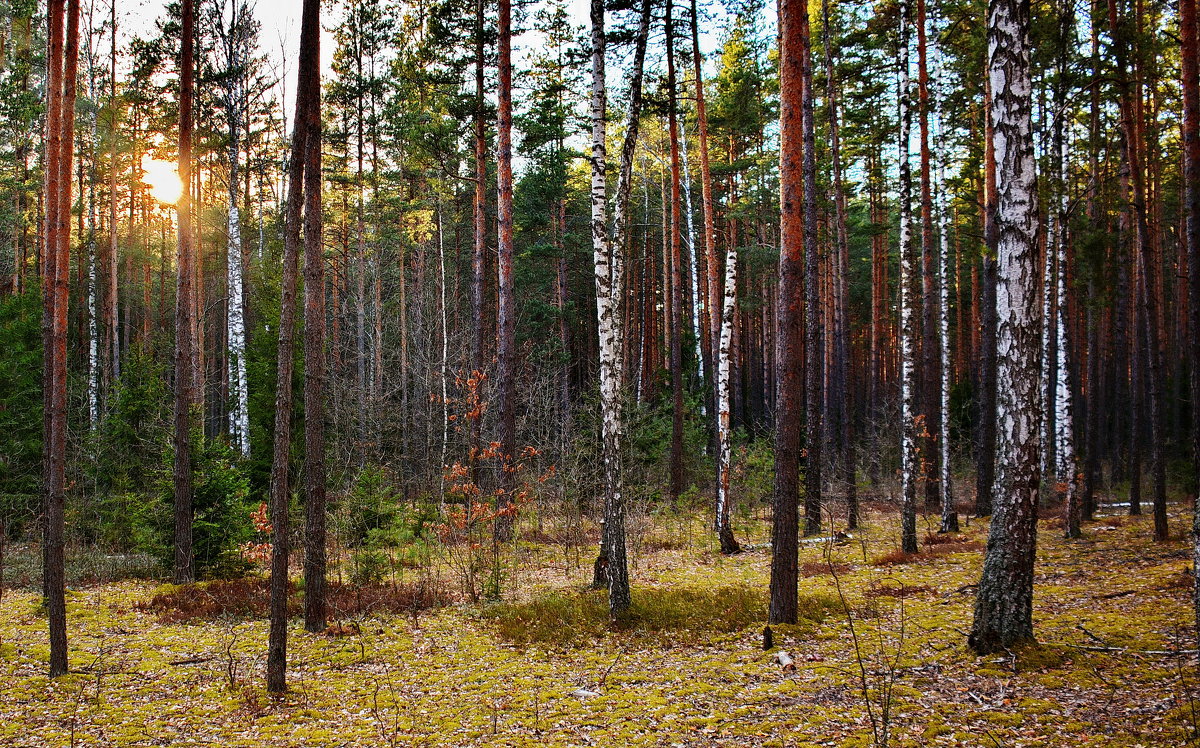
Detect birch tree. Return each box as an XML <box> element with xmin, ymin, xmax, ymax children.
<box><xmin>494</xmin><ymin>0</ymin><xmax>517</xmax><ymax>542</ymax></box>
<box><xmin>211</xmin><ymin>0</ymin><xmax>257</xmax><ymax>457</ymax></box>
<box><xmin>898</xmin><ymin>0</ymin><xmax>920</xmax><ymax>554</ymax></box>
<box><xmin>931</xmin><ymin>15</ymin><xmax>956</xmax><ymax>534</ymax></box>
<box><xmin>715</xmin><ymin>220</ymin><xmax>739</xmax><ymax>555</ymax></box>
<box><xmin>969</xmin><ymin>0</ymin><xmax>1043</xmax><ymax>653</ymax></box>
<box><xmin>210</xmin><ymin>0</ymin><xmax>256</xmax><ymax>456</ymax></box>
<box><xmin>588</xmin><ymin>0</ymin><xmax>635</xmax><ymax>615</ymax></box>
<box><xmin>1049</xmin><ymin>0</ymin><xmax>1079</xmax><ymax>539</ymax></box>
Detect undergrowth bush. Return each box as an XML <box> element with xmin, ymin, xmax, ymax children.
<box><xmin>482</xmin><ymin>585</ymin><xmax>840</xmax><ymax>645</ymax></box>
<box><xmin>138</xmin><ymin>435</ymin><xmax>255</xmax><ymax>579</ymax></box>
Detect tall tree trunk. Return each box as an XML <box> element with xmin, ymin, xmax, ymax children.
<box><xmin>1179</xmin><ymin>0</ymin><xmax>1200</xmax><ymax>637</ymax></box>
<box><xmin>690</xmin><ymin>0</ymin><xmax>721</xmax><ymax>436</ymax></box>
<box><xmin>105</xmin><ymin>0</ymin><xmax>118</xmax><ymax>407</ymax></box>
<box><xmin>41</xmin><ymin>0</ymin><xmax>78</xmax><ymax>679</ymax></box>
<box><xmin>770</xmin><ymin>0</ymin><xmax>806</xmax><ymax>624</ymax></box>
<box><xmin>898</xmin><ymin>0</ymin><xmax>920</xmax><ymax>554</ymax></box>
<box><xmin>470</xmin><ymin>0</ymin><xmax>487</xmax><ymax>486</ymax></box>
<box><xmin>173</xmin><ymin>0</ymin><xmax>197</xmax><ymax>586</ymax></box>
<box><xmin>666</xmin><ymin>0</ymin><xmax>686</xmax><ymax>502</ymax></box>
<box><xmin>800</xmin><ymin>0</ymin><xmax>822</xmax><ymax>538</ymax></box>
<box><xmin>494</xmin><ymin>0</ymin><xmax>517</xmax><ymax>543</ymax></box>
<box><xmin>1052</xmin><ymin>1</ymin><xmax>1081</xmax><ymax>539</ymax></box>
<box><xmin>225</xmin><ymin>6</ymin><xmax>250</xmax><ymax>457</ymax></box>
<box><xmin>823</xmin><ymin>0</ymin><xmax>856</xmax><ymax>531</ymax></box>
<box><xmin>302</xmin><ymin>6</ymin><xmax>326</xmax><ymax>632</ymax></box>
<box><xmin>680</xmin><ymin>120</ymin><xmax>704</xmax><ymax>395</ymax></box>
<box><xmin>934</xmin><ymin>65</ymin><xmax>958</xmax><ymax>533</ymax></box>
<box><xmin>976</xmin><ymin>69</ymin><xmax>999</xmax><ymax>518</ymax></box>
<box><xmin>1106</xmin><ymin>0</ymin><xmax>1167</xmax><ymax>539</ymax></box>
<box><xmin>969</xmin><ymin>0</ymin><xmax>1043</xmax><ymax>654</ymax></box>
<box><xmin>589</xmin><ymin>0</ymin><xmax>636</xmax><ymax>615</ymax></box>
<box><xmin>266</xmin><ymin>0</ymin><xmax>319</xmax><ymax>693</ymax></box>
<box><xmin>917</xmin><ymin>0</ymin><xmax>941</xmax><ymax>513</ymax></box>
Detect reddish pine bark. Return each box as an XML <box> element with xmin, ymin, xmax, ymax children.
<box><xmin>770</xmin><ymin>0</ymin><xmax>805</xmax><ymax>625</ymax></box>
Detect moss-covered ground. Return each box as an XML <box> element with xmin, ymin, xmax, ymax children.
<box><xmin>2</xmin><ymin>504</ymin><xmax>1197</xmax><ymax>747</ymax></box>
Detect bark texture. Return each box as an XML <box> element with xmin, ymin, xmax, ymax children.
<box><xmin>172</xmin><ymin>0</ymin><xmax>197</xmax><ymax>586</ymax></box>
<box><xmin>589</xmin><ymin>0</ymin><xmax>633</xmax><ymax>615</ymax></box>
<box><xmin>898</xmin><ymin>0</ymin><xmax>920</xmax><ymax>554</ymax></box>
<box><xmin>770</xmin><ymin>0</ymin><xmax>805</xmax><ymax>624</ymax></box>
<box><xmin>266</xmin><ymin>0</ymin><xmax>319</xmax><ymax>692</ymax></box>
<box><xmin>970</xmin><ymin>0</ymin><xmax>1043</xmax><ymax>654</ymax></box>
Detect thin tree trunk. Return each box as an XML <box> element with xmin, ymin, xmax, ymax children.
<box><xmin>770</xmin><ymin>0</ymin><xmax>805</xmax><ymax>624</ymax></box>
<box><xmin>969</xmin><ymin>0</ymin><xmax>1043</xmax><ymax>654</ymax></box>
<box><xmin>589</xmin><ymin>0</ymin><xmax>634</xmax><ymax>615</ymax></box>
<box><xmin>898</xmin><ymin>0</ymin><xmax>920</xmax><ymax>554</ymax></box>
<box><xmin>976</xmin><ymin>69</ymin><xmax>999</xmax><ymax>519</ymax></box>
<box><xmin>267</xmin><ymin>0</ymin><xmax>319</xmax><ymax>692</ymax></box>
<box><xmin>680</xmin><ymin>117</ymin><xmax>704</xmax><ymax>392</ymax></box>
<box><xmin>690</xmin><ymin>0</ymin><xmax>721</xmax><ymax>431</ymax></box>
<box><xmin>225</xmin><ymin>7</ymin><xmax>249</xmax><ymax>457</ymax></box>
<box><xmin>800</xmin><ymin>0</ymin><xmax>821</xmax><ymax>538</ymax></box>
<box><xmin>105</xmin><ymin>0</ymin><xmax>118</xmax><ymax>408</ymax></box>
<box><xmin>934</xmin><ymin>69</ymin><xmax>958</xmax><ymax>533</ymax></box>
<box><xmin>173</xmin><ymin>0</ymin><xmax>197</xmax><ymax>586</ymax></box>
<box><xmin>494</xmin><ymin>0</ymin><xmax>517</xmax><ymax>543</ymax></box>
<box><xmin>1106</xmin><ymin>0</ymin><xmax>1167</xmax><ymax>539</ymax></box>
<box><xmin>823</xmin><ymin>0</ymin><xmax>855</xmax><ymax>531</ymax></box>
<box><xmin>470</xmin><ymin>0</ymin><xmax>486</xmax><ymax>487</ymax></box>
<box><xmin>1179</xmin><ymin>0</ymin><xmax>1200</xmax><ymax>637</ymax></box>
<box><xmin>1052</xmin><ymin>1</ymin><xmax>1080</xmax><ymax>539</ymax></box>
<box><xmin>666</xmin><ymin>0</ymin><xmax>686</xmax><ymax>502</ymax></box>
<box><xmin>917</xmin><ymin>0</ymin><xmax>941</xmax><ymax>514</ymax></box>
<box><xmin>302</xmin><ymin>6</ymin><xmax>326</xmax><ymax>632</ymax></box>
<box><xmin>42</xmin><ymin>0</ymin><xmax>77</xmax><ymax>678</ymax></box>
<box><xmin>715</xmin><ymin>218</ymin><xmax>740</xmax><ymax>554</ymax></box>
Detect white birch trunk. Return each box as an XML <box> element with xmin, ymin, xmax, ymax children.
<box><xmin>970</xmin><ymin>0</ymin><xmax>1043</xmax><ymax>650</ymax></box>
<box><xmin>438</xmin><ymin>200</ymin><xmax>449</xmax><ymax>506</ymax></box>
<box><xmin>591</xmin><ymin>0</ymin><xmax>630</xmax><ymax>614</ymax></box>
<box><xmin>933</xmin><ymin>17</ymin><xmax>957</xmax><ymax>533</ymax></box>
<box><xmin>716</xmin><ymin>242</ymin><xmax>737</xmax><ymax>548</ymax></box>
<box><xmin>898</xmin><ymin>0</ymin><xmax>919</xmax><ymax>553</ymax></box>
<box><xmin>1054</xmin><ymin>119</ymin><xmax>1079</xmax><ymax>536</ymax></box>
<box><xmin>88</xmin><ymin>237</ymin><xmax>98</xmax><ymax>426</ymax></box>
<box><xmin>85</xmin><ymin>29</ymin><xmax>99</xmax><ymax>427</ymax></box>
<box><xmin>223</xmin><ymin>5</ymin><xmax>250</xmax><ymax>457</ymax></box>
<box><xmin>680</xmin><ymin>120</ymin><xmax>705</xmax><ymax>388</ymax></box>
<box><xmin>227</xmin><ymin>196</ymin><xmax>250</xmax><ymax>456</ymax></box>
<box><xmin>1041</xmin><ymin>158</ymin><xmax>1056</xmax><ymax>482</ymax></box>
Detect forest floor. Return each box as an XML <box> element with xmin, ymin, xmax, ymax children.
<box><xmin>1</xmin><ymin>500</ymin><xmax>1198</xmax><ymax>747</ymax></box>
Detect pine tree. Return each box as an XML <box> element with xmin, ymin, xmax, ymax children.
<box><xmin>770</xmin><ymin>0</ymin><xmax>806</xmax><ymax>625</ymax></box>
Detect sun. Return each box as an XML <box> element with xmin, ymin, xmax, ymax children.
<box><xmin>142</xmin><ymin>155</ymin><xmax>183</xmax><ymax>205</ymax></box>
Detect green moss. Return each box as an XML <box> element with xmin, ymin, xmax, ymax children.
<box><xmin>1014</xmin><ymin>643</ymin><xmax>1071</xmax><ymax>672</ymax></box>
<box><xmin>979</xmin><ymin>710</ymin><xmax>1024</xmax><ymax>727</ymax></box>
